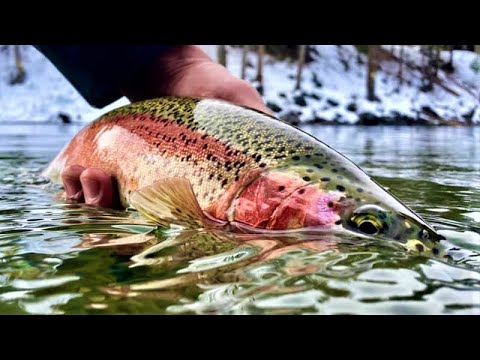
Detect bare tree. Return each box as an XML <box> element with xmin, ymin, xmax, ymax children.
<box><xmin>10</xmin><ymin>45</ymin><xmax>26</xmax><ymax>85</ymax></box>
<box><xmin>241</xmin><ymin>45</ymin><xmax>248</xmax><ymax>80</ymax></box>
<box><xmin>397</xmin><ymin>45</ymin><xmax>404</xmax><ymax>86</ymax></box>
<box><xmin>217</xmin><ymin>45</ymin><xmax>227</xmax><ymax>67</ymax></box>
<box><xmin>433</xmin><ymin>46</ymin><xmax>440</xmax><ymax>77</ymax></box>
<box><xmin>448</xmin><ymin>45</ymin><xmax>454</xmax><ymax>65</ymax></box>
<box><xmin>256</xmin><ymin>45</ymin><xmax>265</xmax><ymax>94</ymax></box>
<box><xmin>367</xmin><ymin>45</ymin><xmax>377</xmax><ymax>101</ymax></box>
<box><xmin>295</xmin><ymin>45</ymin><xmax>307</xmax><ymax>90</ymax></box>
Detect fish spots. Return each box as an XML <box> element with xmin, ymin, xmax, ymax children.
<box><xmin>303</xmin><ymin>176</ymin><xmax>311</xmax><ymax>182</ymax></box>
<box><xmin>332</xmin><ymin>168</ymin><xmax>338</xmax><ymax>173</ymax></box>
<box><xmin>306</xmin><ymin>168</ymin><xmax>314</xmax><ymax>173</ymax></box>
<box><xmin>335</xmin><ymin>219</ymin><xmax>342</xmax><ymax>225</ymax></box>
<box><xmin>336</xmin><ymin>185</ymin><xmax>346</xmax><ymax>192</ymax></box>
<box><xmin>298</xmin><ymin>188</ymin><xmax>306</xmax><ymax>195</ymax></box>
<box><xmin>292</xmin><ymin>156</ymin><xmax>300</xmax><ymax>161</ymax></box>
<box><xmin>321</xmin><ymin>177</ymin><xmax>330</xmax><ymax>182</ymax></box>
<box><xmin>278</xmin><ymin>186</ymin><xmax>285</xmax><ymax>191</ymax></box>
<box><xmin>328</xmin><ymin>201</ymin><xmax>334</xmax><ymax>208</ymax></box>
<box><xmin>357</xmin><ymin>187</ymin><xmax>364</xmax><ymax>193</ymax></box>
<box><xmin>314</xmin><ymin>164</ymin><xmax>323</xmax><ymax>169</ymax></box>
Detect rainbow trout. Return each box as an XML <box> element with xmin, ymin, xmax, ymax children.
<box><xmin>44</xmin><ymin>97</ymin><xmax>444</xmax><ymax>253</ymax></box>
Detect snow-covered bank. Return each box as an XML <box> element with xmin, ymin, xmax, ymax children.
<box><xmin>0</xmin><ymin>45</ymin><xmax>129</xmax><ymax>123</ymax></box>
<box><xmin>227</xmin><ymin>45</ymin><xmax>480</xmax><ymax>125</ymax></box>
<box><xmin>1</xmin><ymin>45</ymin><xmax>479</xmax><ymax>125</ymax></box>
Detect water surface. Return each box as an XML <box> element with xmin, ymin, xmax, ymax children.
<box><xmin>1</xmin><ymin>124</ymin><xmax>479</xmax><ymax>314</ymax></box>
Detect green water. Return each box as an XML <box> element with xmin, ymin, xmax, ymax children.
<box><xmin>1</xmin><ymin>124</ymin><xmax>479</xmax><ymax>315</ymax></box>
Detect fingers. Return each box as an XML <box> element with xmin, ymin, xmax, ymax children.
<box><xmin>62</xmin><ymin>165</ymin><xmax>117</xmax><ymax>208</ymax></box>
<box><xmin>62</xmin><ymin>165</ymin><xmax>85</xmax><ymax>202</ymax></box>
<box><xmin>80</xmin><ymin>168</ymin><xmax>116</xmax><ymax>208</ymax></box>
<box><xmin>214</xmin><ymin>78</ymin><xmax>273</xmax><ymax>115</ymax></box>
<box><xmin>122</xmin><ymin>45</ymin><xmax>274</xmax><ymax>116</ymax></box>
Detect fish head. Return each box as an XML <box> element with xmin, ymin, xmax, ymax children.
<box><xmin>264</xmin><ymin>159</ymin><xmax>446</xmax><ymax>255</ymax></box>
<box><xmin>339</xmin><ymin>201</ymin><xmax>445</xmax><ymax>254</ymax></box>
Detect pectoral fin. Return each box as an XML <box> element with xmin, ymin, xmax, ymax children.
<box><xmin>130</xmin><ymin>177</ymin><xmax>223</xmax><ymax>229</ymax></box>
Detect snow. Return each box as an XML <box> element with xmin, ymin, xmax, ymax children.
<box><xmin>0</xmin><ymin>45</ymin><xmax>129</xmax><ymax>123</ymax></box>
<box><xmin>1</xmin><ymin>45</ymin><xmax>479</xmax><ymax>124</ymax></box>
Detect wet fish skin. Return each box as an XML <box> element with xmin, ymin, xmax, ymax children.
<box><xmin>44</xmin><ymin>96</ymin><xmax>444</xmax><ymax>252</ymax></box>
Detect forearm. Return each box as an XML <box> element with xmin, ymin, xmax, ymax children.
<box><xmin>34</xmin><ymin>45</ymin><xmax>173</xmax><ymax>108</ymax></box>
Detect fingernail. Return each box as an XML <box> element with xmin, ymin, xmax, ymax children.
<box><xmin>67</xmin><ymin>190</ymin><xmax>84</xmax><ymax>202</ymax></box>
<box><xmin>84</xmin><ymin>179</ymin><xmax>101</xmax><ymax>203</ymax></box>
<box><xmin>64</xmin><ymin>182</ymin><xmax>77</xmax><ymax>198</ymax></box>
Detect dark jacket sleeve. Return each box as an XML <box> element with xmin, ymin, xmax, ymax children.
<box><xmin>34</xmin><ymin>45</ymin><xmax>172</xmax><ymax>108</ymax></box>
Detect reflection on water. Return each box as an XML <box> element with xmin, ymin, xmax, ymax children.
<box><xmin>0</xmin><ymin>124</ymin><xmax>479</xmax><ymax>314</ymax></box>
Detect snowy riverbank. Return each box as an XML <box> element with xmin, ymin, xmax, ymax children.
<box><xmin>1</xmin><ymin>45</ymin><xmax>479</xmax><ymax>125</ymax></box>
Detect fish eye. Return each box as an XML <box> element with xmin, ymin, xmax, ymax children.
<box><xmin>357</xmin><ymin>220</ymin><xmax>380</xmax><ymax>235</ymax></box>
<box><xmin>348</xmin><ymin>205</ymin><xmax>386</xmax><ymax>235</ymax></box>
<box><xmin>349</xmin><ymin>213</ymin><xmax>383</xmax><ymax>235</ymax></box>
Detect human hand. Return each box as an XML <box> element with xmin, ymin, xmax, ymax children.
<box><xmin>63</xmin><ymin>45</ymin><xmax>270</xmax><ymax>208</ymax></box>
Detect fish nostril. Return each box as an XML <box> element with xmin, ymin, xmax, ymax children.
<box><xmin>415</xmin><ymin>244</ymin><xmax>425</xmax><ymax>252</ymax></box>
<box><xmin>420</xmin><ymin>229</ymin><xmax>429</xmax><ymax>241</ymax></box>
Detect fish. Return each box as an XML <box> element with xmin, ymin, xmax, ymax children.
<box><xmin>43</xmin><ymin>96</ymin><xmax>445</xmax><ymax>254</ymax></box>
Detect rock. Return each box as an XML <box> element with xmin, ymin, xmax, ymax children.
<box><xmin>293</xmin><ymin>94</ymin><xmax>307</xmax><ymax>107</ymax></box>
<box><xmin>312</xmin><ymin>73</ymin><xmax>323</xmax><ymax>88</ymax></box>
<box><xmin>281</xmin><ymin>111</ymin><xmax>301</xmax><ymax>125</ymax></box>
<box><xmin>420</xmin><ymin>83</ymin><xmax>434</xmax><ymax>93</ymax></box>
<box><xmin>358</xmin><ymin>112</ymin><xmax>381</xmax><ymax>126</ymax></box>
<box><xmin>267</xmin><ymin>101</ymin><xmax>282</xmax><ymax>113</ymax></box>
<box><xmin>340</xmin><ymin>59</ymin><xmax>350</xmax><ymax>71</ymax></box>
<box><xmin>421</xmin><ymin>106</ymin><xmax>439</xmax><ymax>119</ymax></box>
<box><xmin>58</xmin><ymin>112</ymin><xmax>72</xmax><ymax>124</ymax></box>
<box><xmin>256</xmin><ymin>85</ymin><xmax>264</xmax><ymax>96</ymax></box>
<box><xmin>462</xmin><ymin>108</ymin><xmax>475</xmax><ymax>124</ymax></box>
<box><xmin>327</xmin><ymin>98</ymin><xmax>339</xmax><ymax>107</ymax></box>
<box><xmin>441</xmin><ymin>62</ymin><xmax>455</xmax><ymax>73</ymax></box>
<box><xmin>347</xmin><ymin>103</ymin><xmax>357</xmax><ymax>112</ymax></box>
<box><xmin>356</xmin><ymin>55</ymin><xmax>365</xmax><ymax>65</ymax></box>
<box><xmin>305</xmin><ymin>93</ymin><xmax>321</xmax><ymax>100</ymax></box>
